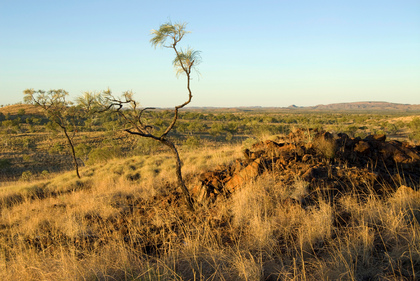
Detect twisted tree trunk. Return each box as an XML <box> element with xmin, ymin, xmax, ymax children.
<box><xmin>160</xmin><ymin>138</ymin><xmax>194</xmax><ymax>210</ymax></box>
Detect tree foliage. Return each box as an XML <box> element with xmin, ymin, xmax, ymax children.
<box><xmin>23</xmin><ymin>89</ymin><xmax>82</xmax><ymax>178</ymax></box>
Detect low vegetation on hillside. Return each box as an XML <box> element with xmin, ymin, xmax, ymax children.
<box><xmin>0</xmin><ymin>110</ymin><xmax>419</xmax><ymax>280</ymax></box>
<box><xmin>1</xmin><ymin>103</ymin><xmax>420</xmax><ymax>182</ymax></box>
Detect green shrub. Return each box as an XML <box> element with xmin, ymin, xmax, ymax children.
<box><xmin>22</xmin><ymin>154</ymin><xmax>31</xmax><ymax>162</ymax></box>
<box><xmin>21</xmin><ymin>171</ymin><xmax>33</xmax><ymax>181</ymax></box>
<box><xmin>409</xmin><ymin>117</ymin><xmax>420</xmax><ymax>130</ymax></box>
<box><xmin>345</xmin><ymin>125</ymin><xmax>358</xmax><ymax>137</ymax></box>
<box><xmin>242</xmin><ymin>137</ymin><xmax>258</xmax><ymax>150</ymax></box>
<box><xmin>1</xmin><ymin>120</ymin><xmax>18</xmax><ymax>134</ymax></box>
<box><xmin>225</xmin><ymin>132</ymin><xmax>233</xmax><ymax>142</ymax></box>
<box><xmin>210</xmin><ymin>122</ymin><xmax>224</xmax><ymax>136</ymax></box>
<box><xmin>75</xmin><ymin>143</ymin><xmax>92</xmax><ymax>163</ymax></box>
<box><xmin>184</xmin><ymin>136</ymin><xmax>200</xmax><ymax>149</ymax></box>
<box><xmin>49</xmin><ymin>142</ymin><xmax>65</xmax><ymax>154</ymax></box>
<box><xmin>409</xmin><ymin>131</ymin><xmax>420</xmax><ymax>144</ymax></box>
<box><xmin>41</xmin><ymin>170</ymin><xmax>50</xmax><ymax>178</ymax></box>
<box><xmin>45</xmin><ymin>121</ymin><xmax>59</xmax><ymax>134</ymax></box>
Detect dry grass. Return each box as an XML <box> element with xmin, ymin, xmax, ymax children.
<box><xmin>0</xmin><ymin>104</ymin><xmax>42</xmax><ymax>115</ymax></box>
<box><xmin>0</xmin><ymin>141</ymin><xmax>419</xmax><ymax>280</ymax></box>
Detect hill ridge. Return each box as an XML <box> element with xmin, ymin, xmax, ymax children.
<box><xmin>2</xmin><ymin>101</ymin><xmax>420</xmax><ymax>113</ymax></box>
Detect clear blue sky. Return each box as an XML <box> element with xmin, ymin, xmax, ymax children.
<box><xmin>1</xmin><ymin>0</ymin><xmax>419</xmax><ymax>107</ymax></box>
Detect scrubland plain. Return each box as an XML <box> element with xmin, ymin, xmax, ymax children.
<box><xmin>0</xmin><ymin>104</ymin><xmax>420</xmax><ymax>280</ymax></box>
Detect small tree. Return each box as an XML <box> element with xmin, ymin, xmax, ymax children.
<box><xmin>23</xmin><ymin>89</ymin><xmax>82</xmax><ymax>178</ymax></box>
<box><xmin>101</xmin><ymin>22</ymin><xmax>201</xmax><ymax>209</ymax></box>
<box><xmin>76</xmin><ymin>91</ymin><xmax>103</xmax><ymax>131</ymax></box>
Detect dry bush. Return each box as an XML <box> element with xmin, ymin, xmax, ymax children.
<box><xmin>312</xmin><ymin>135</ymin><xmax>337</xmax><ymax>160</ymax></box>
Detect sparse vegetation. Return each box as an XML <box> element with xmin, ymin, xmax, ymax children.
<box><xmin>0</xmin><ymin>21</ymin><xmax>419</xmax><ymax>279</ymax></box>
<box><xmin>0</xmin><ymin>130</ymin><xmax>419</xmax><ymax>280</ymax></box>
<box><xmin>1</xmin><ymin>103</ymin><xmax>419</xmax><ymax>180</ymax></box>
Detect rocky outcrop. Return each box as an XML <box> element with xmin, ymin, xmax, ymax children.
<box><xmin>192</xmin><ymin>129</ymin><xmax>420</xmax><ymax>203</ymax></box>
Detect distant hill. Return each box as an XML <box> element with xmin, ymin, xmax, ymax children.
<box><xmin>2</xmin><ymin>101</ymin><xmax>420</xmax><ymax>115</ymax></box>
<box><xmin>0</xmin><ymin>103</ymin><xmax>42</xmax><ymax>115</ymax></box>
<box><xmin>187</xmin><ymin>101</ymin><xmax>420</xmax><ymax>112</ymax></box>
<box><xmin>296</xmin><ymin>101</ymin><xmax>420</xmax><ymax>112</ymax></box>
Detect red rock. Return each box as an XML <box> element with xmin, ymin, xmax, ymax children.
<box><xmin>225</xmin><ymin>158</ymin><xmax>261</xmax><ymax>192</ymax></box>
<box><xmin>365</xmin><ymin>134</ymin><xmax>386</xmax><ymax>142</ymax></box>
<box><xmin>354</xmin><ymin>141</ymin><xmax>370</xmax><ymax>154</ymax></box>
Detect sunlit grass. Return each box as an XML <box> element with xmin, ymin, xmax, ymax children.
<box><xmin>1</xmin><ymin>139</ymin><xmax>419</xmax><ymax>280</ymax></box>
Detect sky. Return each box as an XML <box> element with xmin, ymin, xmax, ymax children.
<box><xmin>0</xmin><ymin>0</ymin><xmax>419</xmax><ymax>108</ymax></box>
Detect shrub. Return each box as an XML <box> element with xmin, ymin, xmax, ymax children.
<box><xmin>345</xmin><ymin>125</ymin><xmax>358</xmax><ymax>137</ymax></box>
<box><xmin>45</xmin><ymin>121</ymin><xmax>59</xmax><ymax>134</ymax></box>
<box><xmin>41</xmin><ymin>170</ymin><xmax>50</xmax><ymax>178</ymax></box>
<box><xmin>21</xmin><ymin>171</ymin><xmax>33</xmax><ymax>181</ymax></box>
<box><xmin>132</xmin><ymin>137</ymin><xmax>159</xmax><ymax>155</ymax></box>
<box><xmin>386</xmin><ymin>123</ymin><xmax>398</xmax><ymax>135</ymax></box>
<box><xmin>409</xmin><ymin>131</ymin><xmax>420</xmax><ymax>144</ymax></box>
<box><xmin>184</xmin><ymin>136</ymin><xmax>200</xmax><ymax>149</ymax></box>
<box><xmin>49</xmin><ymin>142</ymin><xmax>65</xmax><ymax>154</ymax></box>
<box><xmin>409</xmin><ymin>117</ymin><xmax>420</xmax><ymax>130</ymax></box>
<box><xmin>75</xmin><ymin>143</ymin><xmax>92</xmax><ymax>163</ymax></box>
<box><xmin>22</xmin><ymin>154</ymin><xmax>31</xmax><ymax>162</ymax></box>
<box><xmin>210</xmin><ymin>122</ymin><xmax>224</xmax><ymax>136</ymax></box>
<box><xmin>242</xmin><ymin>137</ymin><xmax>258</xmax><ymax>150</ymax></box>
<box><xmin>1</xmin><ymin>120</ymin><xmax>18</xmax><ymax>134</ymax></box>
<box><xmin>225</xmin><ymin>132</ymin><xmax>233</xmax><ymax>142</ymax></box>
<box><xmin>313</xmin><ymin>137</ymin><xmax>336</xmax><ymax>160</ymax></box>
<box><xmin>22</xmin><ymin>137</ymin><xmax>36</xmax><ymax>150</ymax></box>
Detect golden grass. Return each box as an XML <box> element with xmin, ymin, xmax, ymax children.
<box><xmin>0</xmin><ymin>104</ymin><xmax>42</xmax><ymax>115</ymax></box>
<box><xmin>1</xmin><ymin>142</ymin><xmax>419</xmax><ymax>280</ymax></box>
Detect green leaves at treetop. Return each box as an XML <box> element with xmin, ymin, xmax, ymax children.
<box><xmin>173</xmin><ymin>48</ymin><xmax>201</xmax><ymax>77</ymax></box>
<box><xmin>150</xmin><ymin>22</ymin><xmax>201</xmax><ymax>77</ymax></box>
<box><xmin>76</xmin><ymin>92</ymin><xmax>102</xmax><ymax>113</ymax></box>
<box><xmin>24</xmin><ymin>89</ymin><xmax>69</xmax><ymax>109</ymax></box>
<box><xmin>150</xmin><ymin>22</ymin><xmax>189</xmax><ymax>48</ymax></box>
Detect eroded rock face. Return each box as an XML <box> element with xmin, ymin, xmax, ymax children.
<box><xmin>224</xmin><ymin>158</ymin><xmax>261</xmax><ymax>192</ymax></box>
<box><xmin>193</xmin><ymin>129</ymin><xmax>420</xmax><ymax>203</ymax></box>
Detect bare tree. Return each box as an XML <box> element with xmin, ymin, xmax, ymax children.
<box><xmin>101</xmin><ymin>22</ymin><xmax>201</xmax><ymax>209</ymax></box>
<box><xmin>24</xmin><ymin>89</ymin><xmax>82</xmax><ymax>178</ymax></box>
